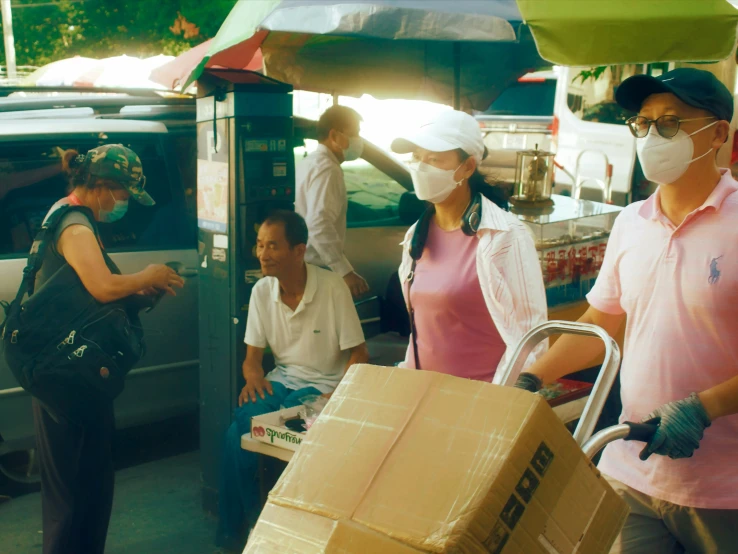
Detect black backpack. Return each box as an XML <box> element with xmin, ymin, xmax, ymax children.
<box><xmin>1</xmin><ymin>205</ymin><xmax>146</xmax><ymax>423</ymax></box>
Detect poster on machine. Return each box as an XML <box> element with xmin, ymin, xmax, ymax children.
<box><xmin>197</xmin><ymin>119</ymin><xmax>229</xmax><ymax>233</ymax></box>
<box><xmin>197</xmin><ymin>159</ymin><xmax>229</xmax><ymax>233</ymax></box>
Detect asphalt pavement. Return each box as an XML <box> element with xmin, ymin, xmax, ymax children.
<box><xmin>0</xmin><ymin>450</ymin><xmax>228</xmax><ymax>554</ymax></box>
<box><xmin>0</xmin><ymin>411</ymin><xmax>230</xmax><ymax>554</ymax></box>
<box><xmin>0</xmin><ymin>332</ymin><xmax>411</xmax><ymax>553</ymax></box>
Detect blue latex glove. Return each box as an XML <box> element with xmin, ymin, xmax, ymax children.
<box><xmin>513</xmin><ymin>372</ymin><xmax>543</xmax><ymax>393</ymax></box>
<box><xmin>640</xmin><ymin>393</ymin><xmax>712</xmax><ymax>461</ymax></box>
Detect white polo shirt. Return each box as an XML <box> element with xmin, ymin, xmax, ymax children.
<box><xmin>244</xmin><ymin>263</ymin><xmax>365</xmax><ymax>394</ymax></box>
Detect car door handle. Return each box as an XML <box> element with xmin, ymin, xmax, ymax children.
<box><xmin>165</xmin><ymin>262</ymin><xmax>199</xmax><ymax>278</ymax></box>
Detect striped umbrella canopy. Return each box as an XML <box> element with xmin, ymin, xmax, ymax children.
<box><xmin>21</xmin><ymin>56</ymin><xmax>101</xmax><ymax>87</ymax></box>
<box><xmin>73</xmin><ymin>55</ymin><xmax>173</xmax><ymax>89</ymax></box>
<box><xmin>150</xmin><ymin>39</ymin><xmax>264</xmax><ymax>91</ymax></box>
<box><xmin>182</xmin><ymin>0</ymin><xmax>738</xmax><ymax>110</ymax></box>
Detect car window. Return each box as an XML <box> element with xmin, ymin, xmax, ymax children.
<box><xmin>563</xmin><ymin>64</ymin><xmax>669</xmax><ymax>125</ymax></box>
<box><xmin>170</xmin><ymin>134</ymin><xmax>198</xmax><ymax>232</ymax></box>
<box><xmin>295</xmin><ymin>139</ymin><xmax>407</xmax><ymax>228</ymax></box>
<box><xmin>481</xmin><ymin>80</ymin><xmax>557</xmax><ymax>117</ymax></box>
<box><xmin>0</xmin><ymin>136</ymin><xmax>193</xmax><ymax>258</ymax></box>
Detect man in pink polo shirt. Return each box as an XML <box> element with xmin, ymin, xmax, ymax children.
<box><xmin>514</xmin><ymin>68</ymin><xmax>738</xmax><ymax>553</ymax></box>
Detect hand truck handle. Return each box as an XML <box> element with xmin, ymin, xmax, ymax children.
<box><xmin>581</xmin><ymin>422</ymin><xmax>658</xmax><ymax>460</ymax></box>
<box><xmin>493</xmin><ymin>320</ymin><xmax>621</xmax><ymax>447</ymax></box>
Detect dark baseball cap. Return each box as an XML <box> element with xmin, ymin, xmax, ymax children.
<box><xmin>615</xmin><ymin>67</ymin><xmax>734</xmax><ymax>123</ymax></box>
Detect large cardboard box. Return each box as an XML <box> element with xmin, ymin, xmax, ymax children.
<box><xmin>245</xmin><ymin>365</ymin><xmax>628</xmax><ymax>554</ymax></box>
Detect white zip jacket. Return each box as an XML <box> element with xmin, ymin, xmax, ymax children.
<box><xmin>398</xmin><ymin>195</ymin><xmax>548</xmax><ymax>378</ymax></box>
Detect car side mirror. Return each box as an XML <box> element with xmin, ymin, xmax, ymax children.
<box><xmin>398</xmin><ymin>191</ymin><xmax>426</xmax><ymax>226</ymax></box>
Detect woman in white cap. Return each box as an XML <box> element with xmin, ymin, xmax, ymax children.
<box><xmin>391</xmin><ymin>110</ymin><xmax>547</xmax><ymax>381</ymax></box>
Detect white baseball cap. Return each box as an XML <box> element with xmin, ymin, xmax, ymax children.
<box><xmin>391</xmin><ymin>110</ymin><xmax>487</xmax><ymax>164</ymax></box>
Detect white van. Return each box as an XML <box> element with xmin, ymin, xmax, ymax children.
<box><xmin>552</xmin><ymin>63</ymin><xmax>674</xmax><ymax>205</ymax></box>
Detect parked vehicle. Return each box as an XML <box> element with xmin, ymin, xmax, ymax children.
<box><xmin>475</xmin><ymin>69</ymin><xmax>557</xmax><ymax>185</ymax></box>
<box><xmin>550</xmin><ymin>64</ymin><xmax>678</xmax><ymax>205</ymax></box>
<box><xmin>0</xmin><ymin>118</ymin><xmax>200</xmax><ymax>485</ymax></box>
<box><xmin>0</xmin><ymin>89</ymin><xmax>420</xmax><ymax>488</ymax></box>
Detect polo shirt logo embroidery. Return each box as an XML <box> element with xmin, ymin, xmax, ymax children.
<box><xmin>313</xmin><ymin>329</ymin><xmax>321</xmax><ymax>334</ymax></box>
<box><xmin>709</xmin><ymin>256</ymin><xmax>723</xmax><ymax>284</ymax></box>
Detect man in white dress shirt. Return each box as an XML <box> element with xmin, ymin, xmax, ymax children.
<box><xmin>295</xmin><ymin>105</ymin><xmax>370</xmax><ymax>298</ymax></box>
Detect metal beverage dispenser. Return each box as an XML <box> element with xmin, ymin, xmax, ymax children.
<box><xmin>510</xmin><ymin>145</ymin><xmax>556</xmax><ymax>207</ymax></box>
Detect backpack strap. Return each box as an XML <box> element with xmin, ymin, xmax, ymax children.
<box><xmin>409</xmin><ymin>205</ymin><xmax>434</xmax><ymax>262</ymax></box>
<box><xmin>12</xmin><ymin>205</ymin><xmax>106</xmax><ymax>307</ymax></box>
<box><xmin>406</xmin><ymin>206</ymin><xmax>435</xmax><ymax>370</ymax></box>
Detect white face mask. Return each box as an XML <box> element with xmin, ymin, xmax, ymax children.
<box><xmin>636</xmin><ymin>120</ymin><xmax>718</xmax><ymax>185</ymax></box>
<box><xmin>343</xmin><ymin>136</ymin><xmax>364</xmax><ymax>161</ymax></box>
<box><xmin>408</xmin><ymin>161</ymin><xmax>463</xmax><ymax>204</ymax></box>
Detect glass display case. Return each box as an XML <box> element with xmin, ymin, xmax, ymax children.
<box><xmin>512</xmin><ymin>194</ymin><xmax>623</xmax><ymax>307</ymax></box>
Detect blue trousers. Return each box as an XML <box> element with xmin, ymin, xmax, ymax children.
<box><xmin>216</xmin><ymin>381</ymin><xmax>321</xmax><ymax>548</ymax></box>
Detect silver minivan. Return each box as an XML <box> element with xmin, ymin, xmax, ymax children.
<box><xmin>0</xmin><ymin>119</ymin><xmax>200</xmax><ymax>484</ymax></box>
<box><xmin>0</xmin><ymin>108</ymin><xmax>418</xmax><ymax>488</ymax></box>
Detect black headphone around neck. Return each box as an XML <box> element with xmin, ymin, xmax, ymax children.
<box><xmin>409</xmin><ymin>192</ymin><xmax>483</xmax><ymax>261</ymax></box>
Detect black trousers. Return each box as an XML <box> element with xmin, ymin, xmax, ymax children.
<box><xmin>32</xmin><ymin>397</ymin><xmax>115</xmax><ymax>554</ymax></box>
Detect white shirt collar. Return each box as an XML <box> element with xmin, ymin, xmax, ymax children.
<box><xmin>270</xmin><ymin>263</ymin><xmax>318</xmax><ymax>308</ymax></box>
<box><xmin>316</xmin><ymin>143</ymin><xmax>341</xmax><ymax>167</ymax></box>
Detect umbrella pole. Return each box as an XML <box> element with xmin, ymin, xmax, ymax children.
<box><xmin>453</xmin><ymin>42</ymin><xmax>461</xmax><ymax>110</ymax></box>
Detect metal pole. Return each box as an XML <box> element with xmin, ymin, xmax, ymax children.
<box><xmin>1</xmin><ymin>0</ymin><xmax>16</xmax><ymax>81</ymax></box>
<box><xmin>493</xmin><ymin>320</ymin><xmax>622</xmax><ymax>447</ymax></box>
<box><xmin>453</xmin><ymin>42</ymin><xmax>461</xmax><ymax>110</ymax></box>
<box><xmin>581</xmin><ymin>424</ymin><xmax>630</xmax><ymax>460</ymax></box>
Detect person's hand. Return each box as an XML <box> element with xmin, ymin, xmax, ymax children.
<box><xmin>639</xmin><ymin>393</ymin><xmax>712</xmax><ymax>461</ymax></box>
<box><xmin>239</xmin><ymin>370</ymin><xmax>274</xmax><ymax>406</ymax></box>
<box><xmin>343</xmin><ymin>271</ymin><xmax>370</xmax><ymax>298</ymax></box>
<box><xmin>513</xmin><ymin>372</ymin><xmax>543</xmax><ymax>393</ymax></box>
<box><xmin>143</xmin><ymin>264</ymin><xmax>185</xmax><ymax>296</ymax></box>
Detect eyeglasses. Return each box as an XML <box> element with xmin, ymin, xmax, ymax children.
<box><xmin>626</xmin><ymin>115</ymin><xmax>716</xmax><ymax>139</ymax></box>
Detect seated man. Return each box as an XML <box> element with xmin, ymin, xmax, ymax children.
<box><xmin>216</xmin><ymin>210</ymin><xmax>369</xmax><ymax>551</ymax></box>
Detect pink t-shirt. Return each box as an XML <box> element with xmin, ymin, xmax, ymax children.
<box><xmin>588</xmin><ymin>169</ymin><xmax>738</xmax><ymax>509</ymax></box>
<box><xmin>407</xmin><ymin>221</ymin><xmax>506</xmax><ymax>381</ymax></box>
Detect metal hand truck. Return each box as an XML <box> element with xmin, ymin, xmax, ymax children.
<box><xmin>493</xmin><ymin>321</ymin><xmax>656</xmax><ymax>459</ymax></box>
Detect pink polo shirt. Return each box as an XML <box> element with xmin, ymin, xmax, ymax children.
<box><xmin>588</xmin><ymin>169</ymin><xmax>738</xmax><ymax>509</ymax></box>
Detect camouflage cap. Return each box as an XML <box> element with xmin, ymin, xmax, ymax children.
<box><xmin>83</xmin><ymin>144</ymin><xmax>155</xmax><ymax>206</ymax></box>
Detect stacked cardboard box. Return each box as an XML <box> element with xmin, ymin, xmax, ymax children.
<box><xmin>245</xmin><ymin>365</ymin><xmax>628</xmax><ymax>553</ymax></box>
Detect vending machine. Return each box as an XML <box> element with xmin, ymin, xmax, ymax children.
<box><xmin>195</xmin><ymin>69</ymin><xmax>294</xmax><ymax>510</ymax></box>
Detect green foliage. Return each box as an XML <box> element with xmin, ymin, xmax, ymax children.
<box><xmin>1</xmin><ymin>0</ymin><xmax>237</xmax><ymax>66</ymax></box>
<box><xmin>574</xmin><ymin>65</ymin><xmax>619</xmax><ymax>85</ymax></box>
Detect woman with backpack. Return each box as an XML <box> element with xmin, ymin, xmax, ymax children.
<box><xmin>30</xmin><ymin>144</ymin><xmax>184</xmax><ymax>554</ymax></box>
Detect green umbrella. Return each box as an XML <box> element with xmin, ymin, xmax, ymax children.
<box><xmin>184</xmin><ymin>0</ymin><xmax>738</xmax><ymax>108</ymax></box>
<box><xmin>519</xmin><ymin>0</ymin><xmax>738</xmax><ymax>66</ymax></box>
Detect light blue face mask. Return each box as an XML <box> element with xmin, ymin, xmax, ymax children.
<box><xmin>342</xmin><ymin>135</ymin><xmax>364</xmax><ymax>162</ymax></box>
<box><xmin>98</xmin><ymin>190</ymin><xmax>129</xmax><ymax>223</ymax></box>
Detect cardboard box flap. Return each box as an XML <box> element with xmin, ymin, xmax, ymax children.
<box><xmin>245</xmin><ymin>502</ymin><xmax>424</xmax><ymax>554</ymax></box>
<box><xmin>259</xmin><ymin>364</ymin><xmax>628</xmax><ymax>554</ymax></box>
<box><xmin>351</xmin><ymin>373</ymin><xmax>542</xmax><ymax>548</ymax></box>
<box><xmin>270</xmin><ymin>365</ymin><xmax>434</xmax><ymax>518</ymax></box>
<box><xmin>270</xmin><ymin>365</ymin><xmax>551</xmax><ymax>551</ymax></box>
